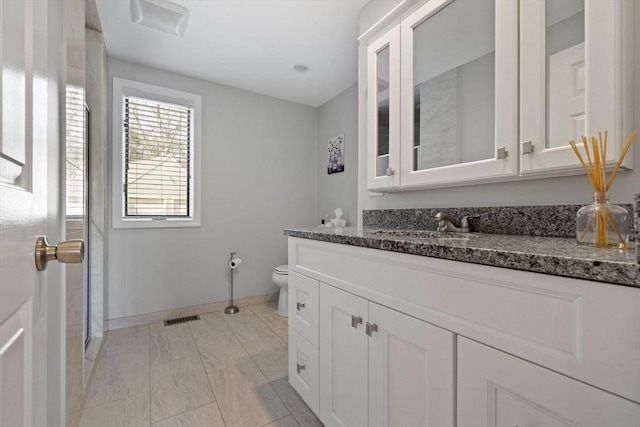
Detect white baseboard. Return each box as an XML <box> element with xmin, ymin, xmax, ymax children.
<box><xmin>106</xmin><ymin>292</ymin><xmax>279</xmax><ymax>331</ymax></box>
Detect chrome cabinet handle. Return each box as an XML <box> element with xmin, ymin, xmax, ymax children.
<box><xmin>296</xmin><ymin>301</ymin><xmax>306</xmax><ymax>311</ymax></box>
<box><xmin>365</xmin><ymin>322</ymin><xmax>378</xmax><ymax>337</ymax></box>
<box><xmin>296</xmin><ymin>363</ymin><xmax>305</xmax><ymax>374</ymax></box>
<box><xmin>351</xmin><ymin>315</ymin><xmax>363</xmax><ymax>329</ymax></box>
<box><xmin>35</xmin><ymin>236</ymin><xmax>84</xmax><ymax>271</ymax></box>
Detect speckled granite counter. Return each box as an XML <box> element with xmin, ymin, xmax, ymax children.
<box><xmin>284</xmin><ymin>227</ymin><xmax>639</xmax><ymax>287</ymax></box>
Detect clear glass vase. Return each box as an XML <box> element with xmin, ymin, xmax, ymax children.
<box><xmin>576</xmin><ymin>192</ymin><xmax>629</xmax><ymax>248</ymax></box>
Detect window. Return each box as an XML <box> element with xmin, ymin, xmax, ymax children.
<box><xmin>66</xmin><ymin>85</ymin><xmax>87</xmax><ymax>218</ymax></box>
<box><xmin>112</xmin><ymin>78</ymin><xmax>201</xmax><ymax>228</ymax></box>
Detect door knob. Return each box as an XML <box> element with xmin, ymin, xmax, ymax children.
<box><xmin>35</xmin><ymin>236</ymin><xmax>84</xmax><ymax>271</ymax></box>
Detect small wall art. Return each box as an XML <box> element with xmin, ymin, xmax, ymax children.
<box><xmin>328</xmin><ymin>134</ymin><xmax>345</xmax><ymax>174</ymax></box>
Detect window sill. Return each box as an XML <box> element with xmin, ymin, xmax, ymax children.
<box><xmin>112</xmin><ymin>218</ymin><xmax>201</xmax><ymax>229</ymax></box>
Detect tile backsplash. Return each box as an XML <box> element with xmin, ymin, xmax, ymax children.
<box><xmin>363</xmin><ymin>203</ymin><xmax>635</xmax><ymax>239</ymax></box>
<box><xmin>635</xmin><ymin>194</ymin><xmax>639</xmax><ymax>262</ymax></box>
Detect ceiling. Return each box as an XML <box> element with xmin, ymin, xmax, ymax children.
<box><xmin>95</xmin><ymin>0</ymin><xmax>368</xmax><ymax>107</ymax></box>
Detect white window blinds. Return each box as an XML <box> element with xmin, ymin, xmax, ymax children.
<box><xmin>66</xmin><ymin>85</ymin><xmax>86</xmax><ymax>217</ymax></box>
<box><xmin>123</xmin><ymin>96</ymin><xmax>192</xmax><ymax>217</ymax></box>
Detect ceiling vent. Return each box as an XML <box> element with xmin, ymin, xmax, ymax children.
<box><xmin>130</xmin><ymin>0</ymin><xmax>189</xmax><ymax>38</ymax></box>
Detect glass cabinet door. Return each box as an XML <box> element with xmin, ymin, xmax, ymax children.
<box><xmin>367</xmin><ymin>26</ymin><xmax>400</xmax><ymax>190</ymax></box>
<box><xmin>399</xmin><ymin>0</ymin><xmax>517</xmax><ymax>188</ymax></box>
<box><xmin>520</xmin><ymin>0</ymin><xmax>626</xmax><ymax>175</ymax></box>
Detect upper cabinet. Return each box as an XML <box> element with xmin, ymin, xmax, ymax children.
<box><xmin>364</xmin><ymin>0</ymin><xmax>633</xmax><ymax>191</ymax></box>
<box><xmin>520</xmin><ymin>0</ymin><xmax>629</xmax><ymax>175</ymax></box>
<box><xmin>367</xmin><ymin>27</ymin><xmax>400</xmax><ymax>190</ymax></box>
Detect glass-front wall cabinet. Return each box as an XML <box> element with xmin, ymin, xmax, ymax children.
<box><xmin>367</xmin><ymin>27</ymin><xmax>400</xmax><ymax>190</ymax></box>
<box><xmin>365</xmin><ymin>0</ymin><xmax>630</xmax><ymax>191</ymax></box>
<box><xmin>520</xmin><ymin>0</ymin><xmax>627</xmax><ymax>175</ymax></box>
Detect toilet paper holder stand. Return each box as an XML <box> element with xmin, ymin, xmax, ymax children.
<box><xmin>225</xmin><ymin>251</ymin><xmax>240</xmax><ymax>314</ymax></box>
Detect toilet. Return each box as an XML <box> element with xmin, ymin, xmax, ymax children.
<box><xmin>272</xmin><ymin>264</ymin><xmax>289</xmax><ymax>317</ymax></box>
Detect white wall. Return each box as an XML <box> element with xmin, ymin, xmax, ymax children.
<box><xmin>317</xmin><ymin>84</ymin><xmax>359</xmax><ymax>225</ymax></box>
<box><xmin>357</xmin><ymin>0</ymin><xmax>640</xmax><ymax>220</ymax></box>
<box><xmin>107</xmin><ymin>58</ymin><xmax>318</xmax><ymax>320</ymax></box>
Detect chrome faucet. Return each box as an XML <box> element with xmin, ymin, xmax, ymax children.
<box><xmin>435</xmin><ymin>212</ymin><xmax>479</xmax><ymax>233</ymax></box>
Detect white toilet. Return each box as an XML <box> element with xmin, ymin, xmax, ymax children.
<box><xmin>272</xmin><ymin>264</ymin><xmax>289</xmax><ymax>317</ymax></box>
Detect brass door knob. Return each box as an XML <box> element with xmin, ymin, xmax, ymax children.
<box><xmin>35</xmin><ymin>236</ymin><xmax>84</xmax><ymax>271</ymax></box>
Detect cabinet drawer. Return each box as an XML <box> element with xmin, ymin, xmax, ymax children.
<box><xmin>288</xmin><ymin>328</ymin><xmax>319</xmax><ymax>416</ymax></box>
<box><xmin>458</xmin><ymin>337</ymin><xmax>640</xmax><ymax>426</ymax></box>
<box><xmin>288</xmin><ymin>271</ymin><xmax>319</xmax><ymax>346</ymax></box>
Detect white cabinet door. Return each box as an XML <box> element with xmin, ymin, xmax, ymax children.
<box><xmin>398</xmin><ymin>0</ymin><xmax>518</xmax><ymax>189</ymax></box>
<box><xmin>368</xmin><ymin>302</ymin><xmax>455</xmax><ymax>427</ymax></box>
<box><xmin>367</xmin><ymin>26</ymin><xmax>400</xmax><ymax>191</ymax></box>
<box><xmin>520</xmin><ymin>0</ymin><xmax>630</xmax><ymax>175</ymax></box>
<box><xmin>458</xmin><ymin>337</ymin><xmax>640</xmax><ymax>427</ymax></box>
<box><xmin>288</xmin><ymin>272</ymin><xmax>319</xmax><ymax>346</ymax></box>
<box><xmin>319</xmin><ymin>284</ymin><xmax>369</xmax><ymax>427</ymax></box>
<box><xmin>289</xmin><ymin>328</ymin><xmax>320</xmax><ymax>416</ymax></box>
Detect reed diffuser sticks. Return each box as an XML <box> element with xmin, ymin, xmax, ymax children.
<box><xmin>569</xmin><ymin>131</ymin><xmax>636</xmax><ymax>247</ymax></box>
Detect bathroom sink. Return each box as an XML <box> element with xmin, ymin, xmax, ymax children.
<box><xmin>366</xmin><ymin>229</ymin><xmax>476</xmax><ymax>241</ymax></box>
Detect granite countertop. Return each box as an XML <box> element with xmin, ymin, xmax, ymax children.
<box><xmin>284</xmin><ymin>227</ymin><xmax>639</xmax><ymax>287</ymax></box>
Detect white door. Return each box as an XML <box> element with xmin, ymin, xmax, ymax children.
<box><xmin>319</xmin><ymin>284</ymin><xmax>368</xmax><ymax>427</ymax></box>
<box><xmin>547</xmin><ymin>43</ymin><xmax>585</xmax><ymax>149</ymax></box>
<box><xmin>0</xmin><ymin>2</ymin><xmax>63</xmax><ymax>426</ymax></box>
<box><xmin>368</xmin><ymin>302</ymin><xmax>455</xmax><ymax>427</ymax></box>
<box><xmin>458</xmin><ymin>337</ymin><xmax>640</xmax><ymax>427</ymax></box>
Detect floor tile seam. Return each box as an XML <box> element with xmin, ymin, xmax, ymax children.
<box><xmin>149</xmin><ymin>347</ymin><xmax>201</xmax><ymax>368</ymax></box>
<box><xmin>100</xmin><ymin>343</ymin><xmax>151</xmax><ymax>361</ymax></box>
<box><xmin>81</xmin><ymin>390</ymin><xmax>151</xmax><ymax>412</ymax></box>
<box><xmin>260</xmin><ymin>372</ymin><xmax>293</xmax><ymax>424</ymax></box>
<box><xmin>260</xmin><ymin>414</ymin><xmax>299</xmax><ymax>427</ymax></box>
<box><xmin>149</xmin><ymin>400</ymin><xmax>216</xmax><ymax>426</ymax></box>
<box><xmin>95</xmin><ymin>344</ymin><xmax>151</xmax><ymax>366</ymax></box>
<box><xmin>195</xmin><ymin>344</ymin><xmax>217</xmax><ymax>401</ymax></box>
<box><xmin>220</xmin><ymin>312</ymin><xmax>262</xmax><ymax>343</ymax></box>
<box><xmin>83</xmin><ymin>376</ymin><xmax>152</xmax><ymax>410</ymax></box>
<box><xmin>202</xmin><ymin>362</ymin><xmax>231</xmax><ymax>427</ymax></box>
<box><xmin>190</xmin><ymin>327</ymin><xmax>238</xmax><ymax>343</ymax></box>
<box><xmin>269</xmin><ymin>382</ymin><xmax>319</xmax><ymax>427</ymax></box>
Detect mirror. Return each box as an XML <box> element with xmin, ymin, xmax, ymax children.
<box><xmin>546</xmin><ymin>0</ymin><xmax>585</xmax><ymax>148</ymax></box>
<box><xmin>411</xmin><ymin>0</ymin><xmax>495</xmax><ymax>171</ymax></box>
<box><xmin>376</xmin><ymin>46</ymin><xmax>390</xmax><ymax>177</ymax></box>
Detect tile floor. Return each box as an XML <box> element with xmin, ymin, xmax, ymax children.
<box><xmin>79</xmin><ymin>301</ymin><xmax>323</xmax><ymax>427</ymax></box>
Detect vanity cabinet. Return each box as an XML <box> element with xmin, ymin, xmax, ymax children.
<box><xmin>364</xmin><ymin>0</ymin><xmax>633</xmax><ymax>191</ymax></box>
<box><xmin>319</xmin><ymin>284</ymin><xmax>455</xmax><ymax>427</ymax></box>
<box><xmin>287</xmin><ymin>237</ymin><xmax>640</xmax><ymax>426</ymax></box>
<box><xmin>458</xmin><ymin>337</ymin><xmax>640</xmax><ymax>426</ymax></box>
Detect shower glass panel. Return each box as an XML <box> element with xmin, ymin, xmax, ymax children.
<box><xmin>545</xmin><ymin>0</ymin><xmax>585</xmax><ymax>148</ymax></box>
<box><xmin>412</xmin><ymin>0</ymin><xmax>495</xmax><ymax>171</ymax></box>
<box><xmin>65</xmin><ymin>86</ymin><xmax>90</xmax><ymax>346</ymax></box>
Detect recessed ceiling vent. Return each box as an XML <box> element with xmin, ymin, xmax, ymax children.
<box><xmin>130</xmin><ymin>0</ymin><xmax>189</xmax><ymax>38</ymax></box>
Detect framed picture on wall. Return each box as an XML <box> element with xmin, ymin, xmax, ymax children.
<box><xmin>328</xmin><ymin>134</ymin><xmax>345</xmax><ymax>174</ymax></box>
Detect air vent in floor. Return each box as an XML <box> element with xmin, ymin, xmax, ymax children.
<box><xmin>164</xmin><ymin>314</ymin><xmax>200</xmax><ymax>326</ymax></box>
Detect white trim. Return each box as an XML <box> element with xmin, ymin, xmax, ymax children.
<box><xmin>111</xmin><ymin>77</ymin><xmax>201</xmax><ymax>229</ymax></box>
<box><xmin>358</xmin><ymin>0</ymin><xmax>410</xmax><ymax>43</ymax></box>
